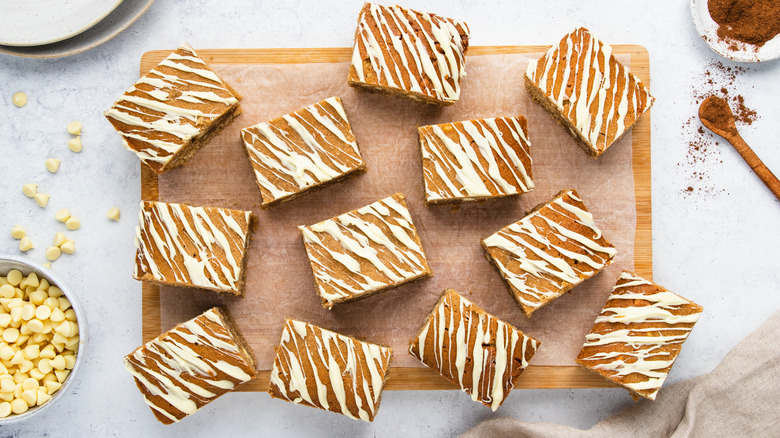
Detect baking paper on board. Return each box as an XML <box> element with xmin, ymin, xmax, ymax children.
<box><xmin>156</xmin><ymin>53</ymin><xmax>636</xmax><ymax>369</ymax></box>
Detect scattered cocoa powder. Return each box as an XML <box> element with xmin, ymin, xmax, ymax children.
<box><xmin>679</xmin><ymin>61</ymin><xmax>758</xmax><ymax>198</ymax></box>
<box><xmin>708</xmin><ymin>0</ymin><xmax>780</xmax><ymax>48</ymax></box>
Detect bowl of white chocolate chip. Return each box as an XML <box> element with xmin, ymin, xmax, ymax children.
<box><xmin>0</xmin><ymin>255</ymin><xmax>87</xmax><ymax>422</ymax></box>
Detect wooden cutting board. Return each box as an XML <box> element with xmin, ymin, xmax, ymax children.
<box><xmin>139</xmin><ymin>46</ymin><xmax>652</xmax><ymax>391</ymax></box>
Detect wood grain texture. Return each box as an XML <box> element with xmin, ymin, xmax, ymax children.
<box><xmin>139</xmin><ymin>46</ymin><xmax>651</xmax><ymax>390</ymax></box>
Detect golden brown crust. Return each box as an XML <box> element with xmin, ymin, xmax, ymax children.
<box><xmin>575</xmin><ymin>271</ymin><xmax>702</xmax><ymax>400</ymax></box>
<box><xmin>347</xmin><ymin>3</ymin><xmax>470</xmax><ymax>105</ymax></box>
<box><xmin>409</xmin><ymin>289</ymin><xmax>540</xmax><ymax>409</ymax></box>
<box><xmin>482</xmin><ymin>189</ymin><xmax>616</xmax><ymax>316</ymax></box>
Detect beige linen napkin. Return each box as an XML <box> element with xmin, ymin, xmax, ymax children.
<box><xmin>459</xmin><ymin>309</ymin><xmax>780</xmax><ymax>438</ymax></box>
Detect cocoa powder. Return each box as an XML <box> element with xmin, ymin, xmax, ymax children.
<box><xmin>708</xmin><ymin>0</ymin><xmax>780</xmax><ymax>48</ymax></box>
<box><xmin>679</xmin><ymin>61</ymin><xmax>759</xmax><ymax>199</ymax></box>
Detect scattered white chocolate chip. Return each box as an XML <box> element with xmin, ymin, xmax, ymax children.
<box><xmin>67</xmin><ymin>137</ymin><xmax>81</xmax><ymax>153</ymax></box>
<box><xmin>106</xmin><ymin>207</ymin><xmax>120</xmax><ymax>221</ymax></box>
<box><xmin>45</xmin><ymin>247</ymin><xmax>61</xmax><ymax>262</ymax></box>
<box><xmin>10</xmin><ymin>225</ymin><xmax>25</xmax><ymax>240</ymax></box>
<box><xmin>22</xmin><ymin>183</ymin><xmax>37</xmax><ymax>198</ymax></box>
<box><xmin>53</xmin><ymin>232</ymin><xmax>67</xmax><ymax>247</ymax></box>
<box><xmin>44</xmin><ymin>158</ymin><xmax>61</xmax><ymax>173</ymax></box>
<box><xmin>42</xmin><ymin>263</ymin><xmax>51</xmax><ymax>269</ymax></box>
<box><xmin>12</xmin><ymin>92</ymin><xmax>27</xmax><ymax>108</ymax></box>
<box><xmin>18</xmin><ymin>237</ymin><xmax>33</xmax><ymax>252</ymax></box>
<box><xmin>65</xmin><ymin>121</ymin><xmax>81</xmax><ymax>135</ymax></box>
<box><xmin>64</xmin><ymin>217</ymin><xmax>80</xmax><ymax>231</ymax></box>
<box><xmin>34</xmin><ymin>193</ymin><xmax>49</xmax><ymax>208</ymax></box>
<box><xmin>54</xmin><ymin>210</ymin><xmax>70</xmax><ymax>224</ymax></box>
<box><xmin>60</xmin><ymin>241</ymin><xmax>75</xmax><ymax>255</ymax></box>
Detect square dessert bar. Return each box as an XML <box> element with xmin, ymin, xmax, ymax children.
<box><xmin>576</xmin><ymin>271</ymin><xmax>703</xmax><ymax>400</ymax></box>
<box><xmin>299</xmin><ymin>193</ymin><xmax>431</xmax><ymax>308</ymax></box>
<box><xmin>419</xmin><ymin>116</ymin><xmax>534</xmax><ymax>204</ymax></box>
<box><xmin>123</xmin><ymin>307</ymin><xmax>257</xmax><ymax>424</ymax></box>
<box><xmin>105</xmin><ymin>44</ymin><xmax>241</xmax><ymax>174</ymax></box>
<box><xmin>347</xmin><ymin>2</ymin><xmax>470</xmax><ymax>105</ymax></box>
<box><xmin>268</xmin><ymin>319</ymin><xmax>392</xmax><ymax>422</ymax></box>
<box><xmin>525</xmin><ymin>27</ymin><xmax>654</xmax><ymax>157</ymax></box>
<box><xmin>240</xmin><ymin>96</ymin><xmax>365</xmax><ymax>207</ymax></box>
<box><xmin>133</xmin><ymin>200</ymin><xmax>253</xmax><ymax>295</ymax></box>
<box><xmin>409</xmin><ymin>289</ymin><xmax>540</xmax><ymax>410</ymax></box>
<box><xmin>482</xmin><ymin>189</ymin><xmax>617</xmax><ymax>317</ymax></box>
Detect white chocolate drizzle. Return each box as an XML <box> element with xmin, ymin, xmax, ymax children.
<box><xmin>241</xmin><ymin>97</ymin><xmax>364</xmax><ymax>205</ymax></box>
<box><xmin>348</xmin><ymin>3</ymin><xmax>469</xmax><ymax>103</ymax></box>
<box><xmin>577</xmin><ymin>271</ymin><xmax>702</xmax><ymax>400</ymax></box>
<box><xmin>525</xmin><ymin>28</ymin><xmax>654</xmax><ymax>154</ymax></box>
<box><xmin>123</xmin><ymin>308</ymin><xmax>255</xmax><ymax>424</ymax></box>
<box><xmin>104</xmin><ymin>44</ymin><xmax>239</xmax><ymax>171</ymax></box>
<box><xmin>482</xmin><ymin>189</ymin><xmax>616</xmax><ymax>315</ymax></box>
<box><xmin>299</xmin><ymin>193</ymin><xmax>430</xmax><ymax>307</ymax></box>
<box><xmin>133</xmin><ymin>201</ymin><xmax>252</xmax><ymax>294</ymax></box>
<box><xmin>419</xmin><ymin>116</ymin><xmax>534</xmax><ymax>202</ymax></box>
<box><xmin>409</xmin><ymin>290</ymin><xmax>539</xmax><ymax>410</ymax></box>
<box><xmin>269</xmin><ymin>319</ymin><xmax>391</xmax><ymax>422</ymax></box>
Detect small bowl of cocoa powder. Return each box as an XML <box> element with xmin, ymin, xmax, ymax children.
<box><xmin>691</xmin><ymin>0</ymin><xmax>780</xmax><ymax>62</ymax></box>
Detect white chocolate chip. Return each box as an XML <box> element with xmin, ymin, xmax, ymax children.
<box><xmin>60</xmin><ymin>241</ymin><xmax>75</xmax><ymax>255</ymax></box>
<box><xmin>23</xmin><ymin>345</ymin><xmax>39</xmax><ymax>360</ymax></box>
<box><xmin>64</xmin><ymin>217</ymin><xmax>80</xmax><ymax>231</ymax></box>
<box><xmin>45</xmin><ymin>158</ymin><xmax>60</xmax><ymax>173</ymax></box>
<box><xmin>106</xmin><ymin>207</ymin><xmax>120</xmax><ymax>221</ymax></box>
<box><xmin>10</xmin><ymin>398</ymin><xmax>27</xmax><ymax>414</ymax></box>
<box><xmin>29</xmin><ymin>369</ymin><xmax>44</xmax><ymax>381</ymax></box>
<box><xmin>2</xmin><ymin>328</ymin><xmax>19</xmax><ymax>343</ymax></box>
<box><xmin>54</xmin><ymin>369</ymin><xmax>68</xmax><ymax>383</ymax></box>
<box><xmin>52</xmin><ymin>232</ymin><xmax>67</xmax><ymax>247</ymax></box>
<box><xmin>46</xmin><ymin>287</ymin><xmax>62</xmax><ymax>298</ymax></box>
<box><xmin>20</xmin><ymin>304</ymin><xmax>34</xmax><ymax>321</ymax></box>
<box><xmin>12</xmin><ymin>92</ymin><xmax>27</xmax><ymax>108</ymax></box>
<box><xmin>0</xmin><ymin>285</ymin><xmax>14</xmax><ymax>299</ymax></box>
<box><xmin>63</xmin><ymin>354</ymin><xmax>75</xmax><ymax>369</ymax></box>
<box><xmin>6</xmin><ymin>271</ymin><xmax>22</xmax><ymax>286</ymax></box>
<box><xmin>65</xmin><ymin>121</ymin><xmax>81</xmax><ymax>135</ymax></box>
<box><xmin>21</xmin><ymin>273</ymin><xmax>38</xmax><ymax>290</ymax></box>
<box><xmin>20</xmin><ymin>389</ymin><xmax>36</xmax><ymax>407</ymax></box>
<box><xmin>35</xmin><ymin>389</ymin><xmax>50</xmax><ymax>406</ymax></box>
<box><xmin>18</xmin><ymin>237</ymin><xmax>33</xmax><ymax>252</ymax></box>
<box><xmin>21</xmin><ymin>378</ymin><xmax>37</xmax><ymax>391</ymax></box>
<box><xmin>27</xmin><ymin>319</ymin><xmax>43</xmax><ymax>333</ymax></box>
<box><xmin>0</xmin><ymin>401</ymin><xmax>10</xmax><ymax>418</ymax></box>
<box><xmin>22</xmin><ymin>183</ymin><xmax>37</xmax><ymax>198</ymax></box>
<box><xmin>34</xmin><ymin>305</ymin><xmax>50</xmax><ymax>321</ymax></box>
<box><xmin>50</xmin><ymin>355</ymin><xmax>65</xmax><ymax>371</ymax></box>
<box><xmin>67</xmin><ymin>137</ymin><xmax>82</xmax><ymax>153</ymax></box>
<box><xmin>43</xmin><ymin>380</ymin><xmax>60</xmax><ymax>394</ymax></box>
<box><xmin>10</xmin><ymin>225</ymin><xmax>25</xmax><ymax>240</ymax></box>
<box><xmin>45</xmin><ymin>247</ymin><xmax>61</xmax><ymax>262</ymax></box>
<box><xmin>34</xmin><ymin>193</ymin><xmax>50</xmax><ymax>208</ymax></box>
<box><xmin>54</xmin><ymin>210</ymin><xmax>70</xmax><ymax>223</ymax></box>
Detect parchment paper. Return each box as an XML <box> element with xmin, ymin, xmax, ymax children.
<box><xmin>156</xmin><ymin>53</ymin><xmax>636</xmax><ymax>369</ymax></box>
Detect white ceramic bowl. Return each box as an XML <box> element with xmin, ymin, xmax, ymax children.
<box><xmin>0</xmin><ymin>255</ymin><xmax>88</xmax><ymax>424</ymax></box>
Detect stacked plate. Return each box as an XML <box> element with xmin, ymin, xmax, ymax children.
<box><xmin>0</xmin><ymin>0</ymin><xmax>155</xmax><ymax>58</ymax></box>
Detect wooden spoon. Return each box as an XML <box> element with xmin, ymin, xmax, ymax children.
<box><xmin>699</xmin><ymin>96</ymin><xmax>780</xmax><ymax>202</ymax></box>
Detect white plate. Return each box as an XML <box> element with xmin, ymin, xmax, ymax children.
<box><xmin>0</xmin><ymin>0</ymin><xmax>154</xmax><ymax>58</ymax></box>
<box><xmin>691</xmin><ymin>0</ymin><xmax>780</xmax><ymax>63</ymax></box>
<box><xmin>0</xmin><ymin>0</ymin><xmax>124</xmax><ymax>46</ymax></box>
